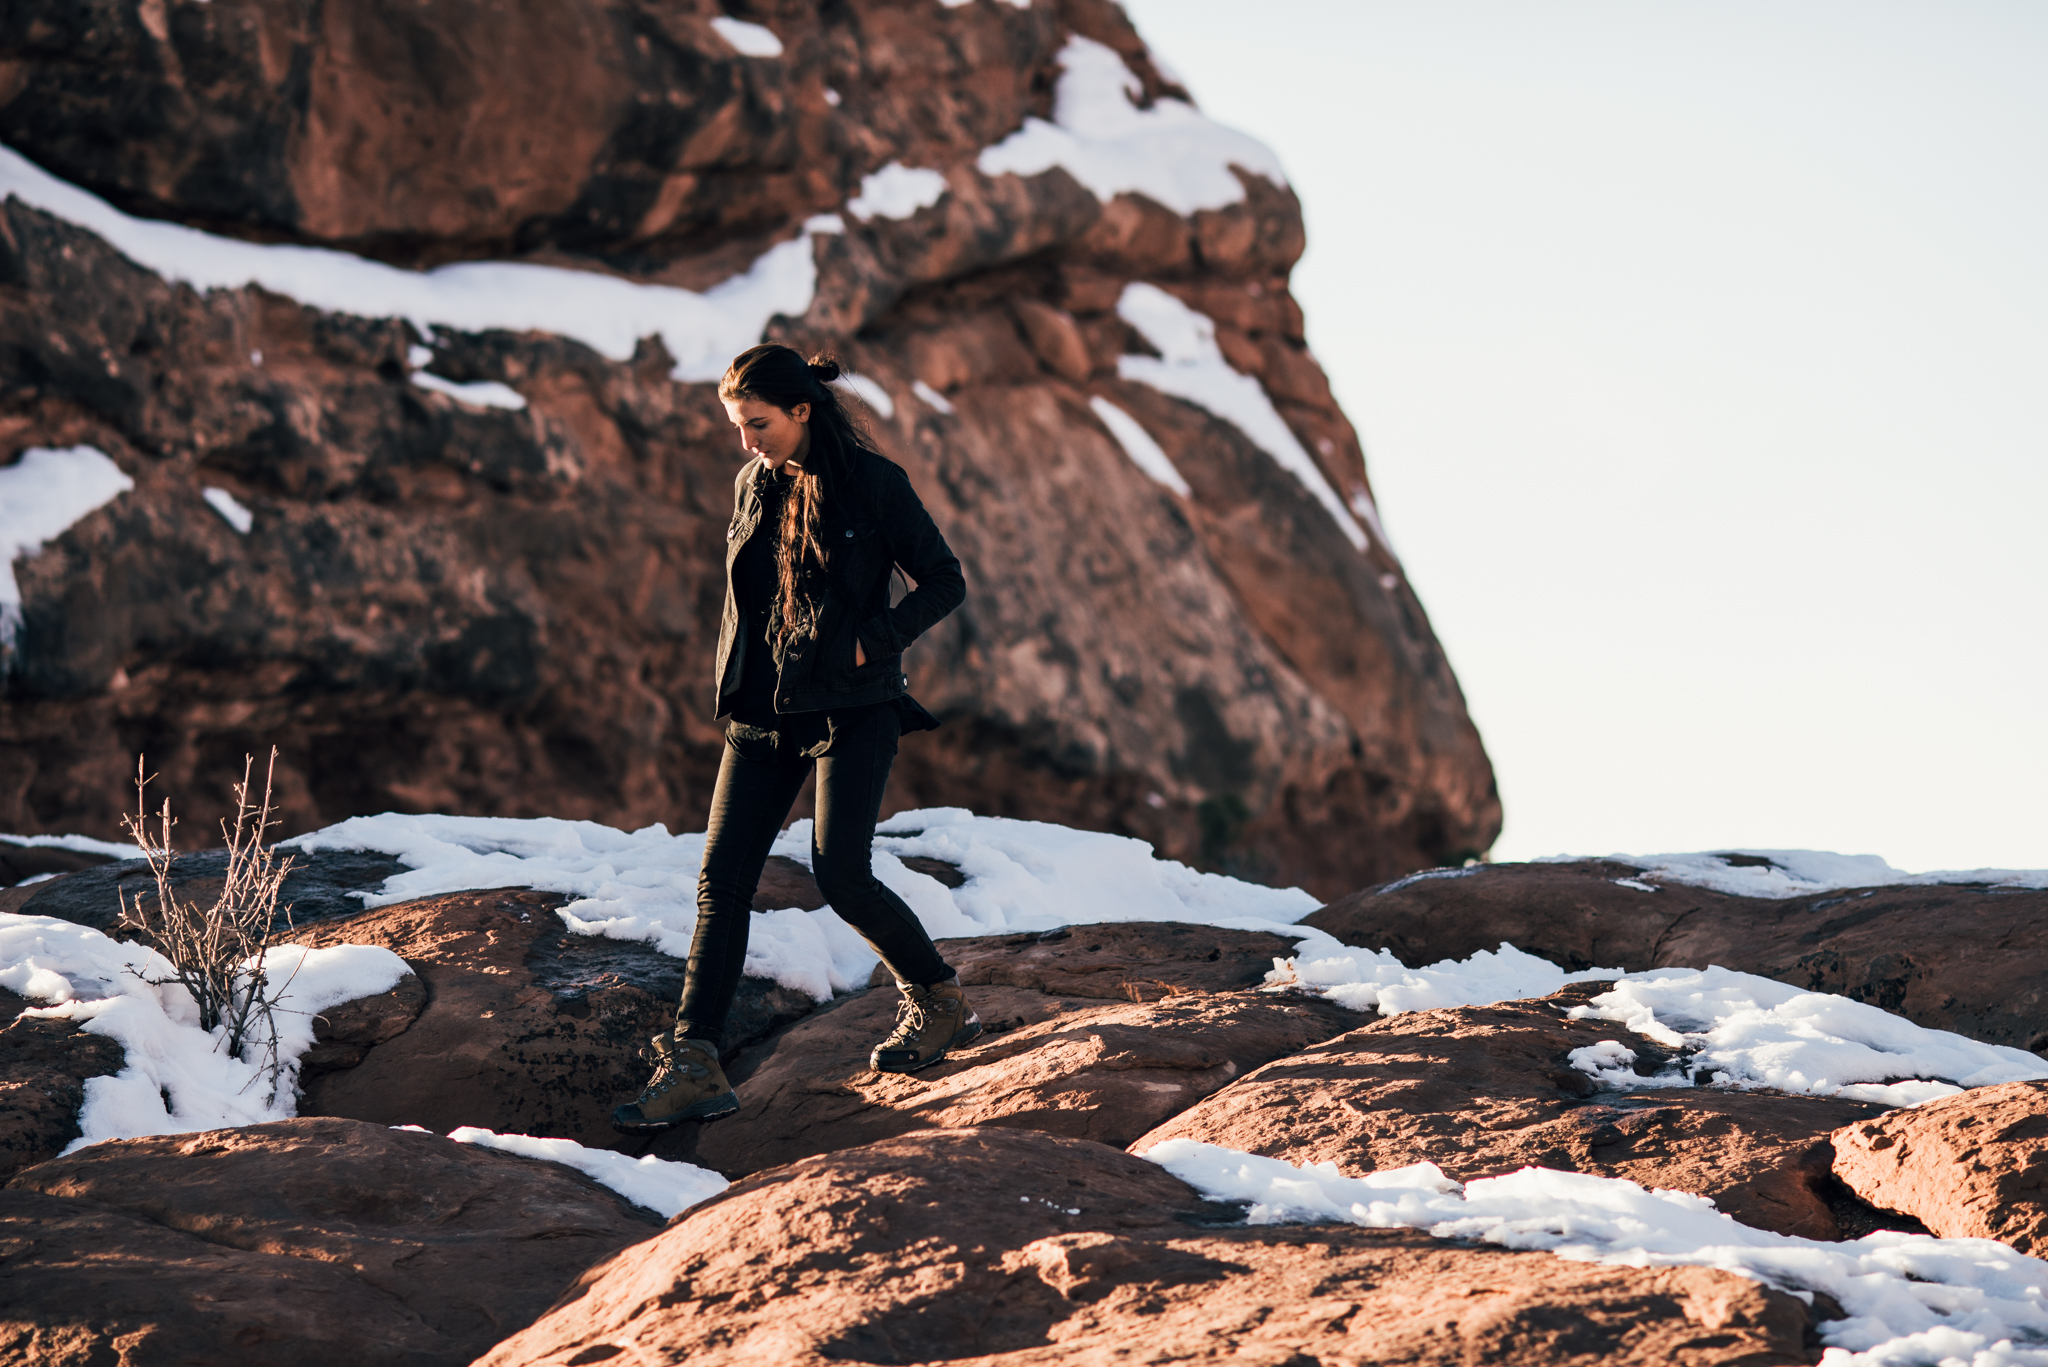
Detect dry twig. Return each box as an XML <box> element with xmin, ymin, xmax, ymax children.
<box><xmin>118</xmin><ymin>749</ymin><xmax>300</xmax><ymax>1088</ymax></box>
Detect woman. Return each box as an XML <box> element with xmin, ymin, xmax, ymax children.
<box><xmin>612</xmin><ymin>344</ymin><xmax>977</xmax><ymax>1134</ymax></box>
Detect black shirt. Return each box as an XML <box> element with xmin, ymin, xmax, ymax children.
<box><xmin>729</xmin><ymin>470</ymin><xmax>792</xmax><ymax>726</ymax></box>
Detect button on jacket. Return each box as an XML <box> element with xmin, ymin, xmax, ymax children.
<box><xmin>713</xmin><ymin>449</ymin><xmax>966</xmax><ymax>718</ymax></box>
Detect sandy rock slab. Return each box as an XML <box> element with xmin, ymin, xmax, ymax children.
<box><xmin>0</xmin><ymin>1116</ymin><xmax>661</xmax><ymax>1367</ymax></box>
<box><xmin>663</xmin><ymin>971</ymin><xmax>1362</xmax><ymax>1179</ymax></box>
<box><xmin>480</xmin><ymin>1126</ymin><xmax>1822</xmax><ymax>1367</ymax></box>
<box><xmin>1137</xmin><ymin>984</ymin><xmax>1890</xmax><ymax>1240</ymax></box>
<box><xmin>1832</xmin><ymin>1079</ymin><xmax>2048</xmax><ymax>1253</ymax></box>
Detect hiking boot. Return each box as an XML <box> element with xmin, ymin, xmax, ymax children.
<box><xmin>610</xmin><ymin>1031</ymin><xmax>740</xmax><ymax>1133</ymax></box>
<box><xmin>870</xmin><ymin>976</ymin><xmax>981</xmax><ymax>1073</ymax></box>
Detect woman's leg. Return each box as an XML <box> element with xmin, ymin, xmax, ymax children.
<box><xmin>810</xmin><ymin>705</ymin><xmax>953</xmax><ymax>987</ymax></box>
<box><xmin>675</xmin><ymin>735</ymin><xmax>811</xmax><ymax>1046</ymax></box>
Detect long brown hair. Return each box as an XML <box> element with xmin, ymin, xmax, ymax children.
<box><xmin>718</xmin><ymin>344</ymin><xmax>875</xmax><ymax>642</ymax></box>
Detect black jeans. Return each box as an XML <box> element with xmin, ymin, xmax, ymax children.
<box><xmin>676</xmin><ymin>703</ymin><xmax>953</xmax><ymax>1045</ymax></box>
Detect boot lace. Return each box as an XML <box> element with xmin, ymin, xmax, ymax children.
<box><xmin>880</xmin><ymin>987</ymin><xmax>936</xmax><ymax>1050</ymax></box>
<box><xmin>636</xmin><ymin>1041</ymin><xmax>710</xmax><ymax>1102</ymax></box>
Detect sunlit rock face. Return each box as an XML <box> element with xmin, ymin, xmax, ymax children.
<box><xmin>0</xmin><ymin>0</ymin><xmax>1498</xmax><ymax>897</ymax></box>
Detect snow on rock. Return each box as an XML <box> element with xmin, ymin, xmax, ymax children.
<box><xmin>0</xmin><ymin>913</ymin><xmax>410</xmax><ymax>1149</ymax></box>
<box><xmin>977</xmin><ymin>36</ymin><xmax>1285</xmax><ymax>215</ymax></box>
<box><xmin>846</xmin><ymin>162</ymin><xmax>949</xmax><ymax>220</ymax></box>
<box><xmin>1269</xmin><ymin>943</ymin><xmax>2048</xmax><ymax>1109</ymax></box>
<box><xmin>1115</xmin><ymin>283</ymin><xmax>1368</xmax><ymax>551</ymax></box>
<box><xmin>1549</xmin><ymin>848</ymin><xmax>2048</xmax><ymax>897</ymax></box>
<box><xmin>831</xmin><ymin>372</ymin><xmax>895</xmax><ymax>419</ymax></box>
<box><xmin>287</xmin><ymin>807</ymin><xmax>1331</xmax><ymax>1004</ymax></box>
<box><xmin>0</xmin><ymin>143</ymin><xmax>826</xmax><ymax>383</ymax></box>
<box><xmin>911</xmin><ymin>379</ymin><xmax>955</xmax><ymax>414</ymax></box>
<box><xmin>0</xmin><ymin>444</ymin><xmax>134</xmax><ymax>649</ymax></box>
<box><xmin>1090</xmin><ymin>395</ymin><xmax>1190</xmax><ymax>496</ymax></box>
<box><xmin>1142</xmin><ymin>1140</ymin><xmax>2048</xmax><ymax>1367</ymax></box>
<box><xmin>447</xmin><ymin>1126</ymin><xmax>726</xmax><ymax>1218</ymax></box>
<box><xmin>409</xmin><ymin>371</ymin><xmax>528</xmax><ymax>410</ymax></box>
<box><xmin>707</xmin><ymin>17</ymin><xmax>784</xmax><ymax>59</ymax></box>
<box><xmin>201</xmin><ymin>486</ymin><xmax>253</xmax><ymax>534</ymax></box>
<box><xmin>1272</xmin><ymin>941</ymin><xmax>1617</xmax><ymax>1016</ymax></box>
<box><xmin>1565</xmin><ymin>967</ymin><xmax>2048</xmax><ymax>1107</ymax></box>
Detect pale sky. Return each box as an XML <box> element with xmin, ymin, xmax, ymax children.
<box><xmin>1120</xmin><ymin>0</ymin><xmax>2047</xmax><ymax>871</ymax></box>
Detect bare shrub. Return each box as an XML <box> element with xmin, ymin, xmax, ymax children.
<box><xmin>119</xmin><ymin>749</ymin><xmax>299</xmax><ymax>1086</ymax></box>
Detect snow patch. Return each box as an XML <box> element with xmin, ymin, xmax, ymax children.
<box><xmin>447</xmin><ymin>1127</ymin><xmax>726</xmax><ymax>1218</ymax></box>
<box><xmin>1142</xmin><ymin>1141</ymin><xmax>2048</xmax><ymax>1367</ymax></box>
<box><xmin>0</xmin><ymin>914</ymin><xmax>410</xmax><ymax>1149</ymax></box>
<box><xmin>1269</xmin><ymin>944</ymin><xmax>2048</xmax><ymax>1108</ymax></box>
<box><xmin>847</xmin><ymin>163</ymin><xmax>949</xmax><ymax>221</ymax></box>
<box><xmin>978</xmin><ymin>36</ymin><xmax>1285</xmax><ymax>214</ymax></box>
<box><xmin>1089</xmin><ymin>396</ymin><xmax>1189</xmax><ymax>496</ymax></box>
<box><xmin>285</xmin><ymin>808</ymin><xmax>1331</xmax><ymax>1004</ymax></box>
<box><xmin>0</xmin><ymin>445</ymin><xmax>134</xmax><ymax>650</ymax></box>
<box><xmin>832</xmin><ymin>372</ymin><xmax>895</xmax><ymax>419</ymax></box>
<box><xmin>1116</xmin><ymin>283</ymin><xmax>1367</xmax><ymax>550</ymax></box>
<box><xmin>0</xmin><ymin>144</ymin><xmax>827</xmax><ymax>383</ymax></box>
<box><xmin>1272</xmin><ymin>941</ymin><xmax>1616</xmax><ymax>1016</ymax></box>
<box><xmin>911</xmin><ymin>379</ymin><xmax>955</xmax><ymax>414</ymax></box>
<box><xmin>708</xmin><ymin>17</ymin><xmax>783</xmax><ymax>58</ymax></box>
<box><xmin>201</xmin><ymin>486</ymin><xmax>254</xmax><ymax>534</ymax></box>
<box><xmin>410</xmin><ymin>371</ymin><xmax>528</xmax><ymax>410</ymax></box>
<box><xmin>1565</xmin><ymin>966</ymin><xmax>2048</xmax><ymax>1106</ymax></box>
<box><xmin>1546</xmin><ymin>848</ymin><xmax>2048</xmax><ymax>897</ymax></box>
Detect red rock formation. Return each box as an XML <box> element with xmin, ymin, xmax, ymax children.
<box><xmin>1134</xmin><ymin>984</ymin><xmax>1892</xmax><ymax>1240</ymax></box>
<box><xmin>1305</xmin><ymin>861</ymin><xmax>2048</xmax><ymax>1053</ymax></box>
<box><xmin>0</xmin><ymin>0</ymin><xmax>1498</xmax><ymax>898</ymax></box>
<box><xmin>477</xmin><ymin>1126</ymin><xmax>1821</xmax><ymax>1367</ymax></box>
<box><xmin>1</xmin><ymin>1116</ymin><xmax>663</xmax><ymax>1367</ymax></box>
<box><xmin>1831</xmin><ymin>1080</ymin><xmax>2048</xmax><ymax>1254</ymax></box>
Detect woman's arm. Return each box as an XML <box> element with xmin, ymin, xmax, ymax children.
<box><xmin>855</xmin><ymin>463</ymin><xmax>966</xmax><ymax>661</ymax></box>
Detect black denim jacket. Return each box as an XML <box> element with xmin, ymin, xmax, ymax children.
<box><xmin>713</xmin><ymin>450</ymin><xmax>965</xmax><ymax>718</ymax></box>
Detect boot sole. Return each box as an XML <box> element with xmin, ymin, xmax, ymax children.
<box><xmin>609</xmin><ymin>1091</ymin><xmax>742</xmax><ymax>1134</ymax></box>
<box><xmin>870</xmin><ymin>1018</ymin><xmax>984</xmax><ymax>1075</ymax></box>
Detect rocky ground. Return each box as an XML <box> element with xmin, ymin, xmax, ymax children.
<box><xmin>4</xmin><ymin>846</ymin><xmax>2044</xmax><ymax>1364</ymax></box>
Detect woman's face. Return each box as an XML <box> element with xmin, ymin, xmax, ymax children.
<box><xmin>723</xmin><ymin>396</ymin><xmax>811</xmax><ymax>471</ymax></box>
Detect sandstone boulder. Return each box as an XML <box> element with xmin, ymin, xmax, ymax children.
<box><xmin>1306</xmin><ymin>861</ymin><xmax>2048</xmax><ymax>1052</ymax></box>
<box><xmin>478</xmin><ymin>1126</ymin><xmax>1821</xmax><ymax>1367</ymax></box>
<box><xmin>666</xmin><ymin>982</ymin><xmax>1362</xmax><ymax>1179</ymax></box>
<box><xmin>0</xmin><ymin>838</ymin><xmax>119</xmax><ymax>898</ymax></box>
<box><xmin>290</xmin><ymin>887</ymin><xmax>817</xmax><ymax>1147</ymax></box>
<box><xmin>1136</xmin><ymin>983</ymin><xmax>1892</xmax><ymax>1240</ymax></box>
<box><xmin>0</xmin><ymin>989</ymin><xmax>126</xmax><ymax>1180</ymax></box>
<box><xmin>1831</xmin><ymin>1079</ymin><xmax>2048</xmax><ymax>1254</ymax></box>
<box><xmin>1</xmin><ymin>1116</ymin><xmax>661</xmax><ymax>1367</ymax></box>
<box><xmin>0</xmin><ymin>0</ymin><xmax>1498</xmax><ymax>898</ymax></box>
